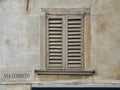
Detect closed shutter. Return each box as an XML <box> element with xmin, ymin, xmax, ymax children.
<box><xmin>47</xmin><ymin>15</ymin><xmax>64</xmax><ymax>70</ymax></box>
<box><xmin>67</xmin><ymin>15</ymin><xmax>84</xmax><ymax>70</ymax></box>
<box><xmin>46</xmin><ymin>15</ymin><xmax>84</xmax><ymax>70</ymax></box>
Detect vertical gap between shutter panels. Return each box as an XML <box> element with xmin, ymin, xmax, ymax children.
<box><xmin>81</xmin><ymin>15</ymin><xmax>84</xmax><ymax>70</ymax></box>
<box><xmin>46</xmin><ymin>15</ymin><xmax>49</xmax><ymax>70</ymax></box>
<box><xmin>64</xmin><ymin>15</ymin><xmax>68</xmax><ymax>70</ymax></box>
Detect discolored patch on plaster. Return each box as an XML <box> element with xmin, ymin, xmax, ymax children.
<box><xmin>96</xmin><ymin>16</ymin><xmax>109</xmax><ymax>33</ymax></box>
<box><xmin>100</xmin><ymin>21</ymin><xmax>108</xmax><ymax>33</ymax></box>
<box><xmin>5</xmin><ymin>39</ymin><xmax>11</xmax><ymax>45</ymax></box>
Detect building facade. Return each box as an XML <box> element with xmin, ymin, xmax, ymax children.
<box><xmin>0</xmin><ymin>0</ymin><xmax>120</xmax><ymax>90</ymax></box>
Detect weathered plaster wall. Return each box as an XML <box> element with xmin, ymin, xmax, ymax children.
<box><xmin>0</xmin><ymin>0</ymin><xmax>40</xmax><ymax>69</ymax></box>
<box><xmin>0</xmin><ymin>0</ymin><xmax>120</xmax><ymax>89</ymax></box>
<box><xmin>0</xmin><ymin>85</ymin><xmax>30</xmax><ymax>90</ymax></box>
<box><xmin>91</xmin><ymin>0</ymin><xmax>120</xmax><ymax>79</ymax></box>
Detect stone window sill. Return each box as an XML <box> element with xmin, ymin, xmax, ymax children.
<box><xmin>35</xmin><ymin>70</ymin><xmax>95</xmax><ymax>75</ymax></box>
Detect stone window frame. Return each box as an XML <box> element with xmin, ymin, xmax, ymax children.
<box><xmin>35</xmin><ymin>8</ymin><xmax>95</xmax><ymax>75</ymax></box>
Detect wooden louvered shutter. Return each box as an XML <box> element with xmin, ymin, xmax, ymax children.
<box><xmin>46</xmin><ymin>15</ymin><xmax>84</xmax><ymax>70</ymax></box>
<box><xmin>47</xmin><ymin>15</ymin><xmax>64</xmax><ymax>70</ymax></box>
<box><xmin>66</xmin><ymin>15</ymin><xmax>84</xmax><ymax>70</ymax></box>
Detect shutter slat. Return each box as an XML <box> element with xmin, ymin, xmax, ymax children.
<box><xmin>49</xmin><ymin>35</ymin><xmax>62</xmax><ymax>38</ymax></box>
<box><xmin>68</xmin><ymin>39</ymin><xmax>81</xmax><ymax>42</ymax></box>
<box><xmin>49</xmin><ymin>49</ymin><xmax>62</xmax><ymax>52</ymax></box>
<box><xmin>68</xmin><ymin>61</ymin><xmax>81</xmax><ymax>63</ymax></box>
<box><xmin>49</xmin><ymin>24</ymin><xmax>62</xmax><ymax>27</ymax></box>
<box><xmin>68</xmin><ymin>50</ymin><xmax>81</xmax><ymax>53</ymax></box>
<box><xmin>68</xmin><ymin>35</ymin><xmax>82</xmax><ymax>38</ymax></box>
<box><xmin>68</xmin><ymin>25</ymin><xmax>81</xmax><ymax>27</ymax></box>
<box><xmin>49</xmin><ymin>28</ymin><xmax>62</xmax><ymax>30</ymax></box>
<box><xmin>68</xmin><ymin>46</ymin><xmax>82</xmax><ymax>49</ymax></box>
<box><xmin>68</xmin><ymin>42</ymin><xmax>81</xmax><ymax>45</ymax></box>
<box><xmin>68</xmin><ymin>53</ymin><xmax>82</xmax><ymax>56</ymax></box>
<box><xmin>49</xmin><ymin>60</ymin><xmax>62</xmax><ymax>63</ymax></box>
<box><xmin>49</xmin><ymin>31</ymin><xmax>62</xmax><ymax>34</ymax></box>
<box><xmin>68</xmin><ymin>28</ymin><xmax>82</xmax><ymax>30</ymax></box>
<box><xmin>49</xmin><ymin>40</ymin><xmax>62</xmax><ymax>42</ymax></box>
<box><xmin>49</xmin><ymin>53</ymin><xmax>62</xmax><ymax>56</ymax></box>
<box><xmin>49</xmin><ymin>42</ymin><xmax>62</xmax><ymax>45</ymax></box>
<box><xmin>68</xmin><ymin>57</ymin><xmax>82</xmax><ymax>59</ymax></box>
<box><xmin>68</xmin><ymin>64</ymin><xmax>82</xmax><ymax>68</ymax></box>
<box><xmin>49</xmin><ymin>64</ymin><xmax>62</xmax><ymax>67</ymax></box>
<box><xmin>49</xmin><ymin>20</ymin><xmax>62</xmax><ymax>23</ymax></box>
<box><xmin>68</xmin><ymin>21</ymin><xmax>81</xmax><ymax>23</ymax></box>
<box><xmin>68</xmin><ymin>32</ymin><xmax>81</xmax><ymax>34</ymax></box>
<box><xmin>49</xmin><ymin>30</ymin><xmax>62</xmax><ymax>32</ymax></box>
<box><xmin>49</xmin><ymin>57</ymin><xmax>62</xmax><ymax>59</ymax></box>
<box><xmin>49</xmin><ymin>46</ymin><xmax>62</xmax><ymax>48</ymax></box>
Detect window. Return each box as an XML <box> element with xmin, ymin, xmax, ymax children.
<box><xmin>35</xmin><ymin>8</ymin><xmax>95</xmax><ymax>75</ymax></box>
<box><xmin>47</xmin><ymin>15</ymin><xmax>84</xmax><ymax>70</ymax></box>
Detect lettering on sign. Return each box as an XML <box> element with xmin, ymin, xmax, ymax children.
<box><xmin>2</xmin><ymin>71</ymin><xmax>32</xmax><ymax>82</ymax></box>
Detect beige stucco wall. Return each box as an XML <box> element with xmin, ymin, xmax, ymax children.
<box><xmin>0</xmin><ymin>85</ymin><xmax>30</xmax><ymax>90</ymax></box>
<box><xmin>0</xmin><ymin>0</ymin><xmax>120</xmax><ymax>89</ymax></box>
